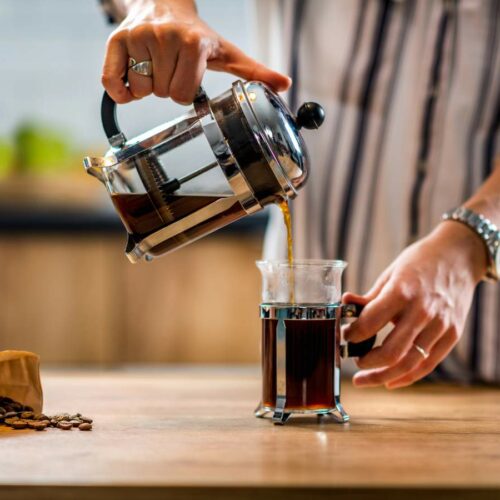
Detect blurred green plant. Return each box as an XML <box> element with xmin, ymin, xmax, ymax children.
<box><xmin>0</xmin><ymin>139</ymin><xmax>15</xmax><ymax>178</ymax></box>
<box><xmin>14</xmin><ymin>122</ymin><xmax>72</xmax><ymax>174</ymax></box>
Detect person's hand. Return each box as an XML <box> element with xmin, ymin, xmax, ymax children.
<box><xmin>102</xmin><ymin>0</ymin><xmax>291</xmax><ymax>104</ymax></box>
<box><xmin>342</xmin><ymin>221</ymin><xmax>488</xmax><ymax>389</ymax></box>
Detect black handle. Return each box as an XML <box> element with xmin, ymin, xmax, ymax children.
<box><xmin>100</xmin><ymin>85</ymin><xmax>208</xmax><ymax>146</ymax></box>
<box><xmin>101</xmin><ymin>91</ymin><xmax>123</xmax><ymax>143</ymax></box>
<box><xmin>342</xmin><ymin>302</ymin><xmax>376</xmax><ymax>358</ymax></box>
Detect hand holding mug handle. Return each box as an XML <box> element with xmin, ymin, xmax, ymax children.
<box><xmin>340</xmin><ymin>303</ymin><xmax>377</xmax><ymax>358</ymax></box>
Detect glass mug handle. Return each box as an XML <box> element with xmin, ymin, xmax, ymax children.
<box><xmin>340</xmin><ymin>303</ymin><xmax>377</xmax><ymax>358</ymax></box>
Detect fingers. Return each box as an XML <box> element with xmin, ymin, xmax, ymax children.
<box><xmin>209</xmin><ymin>39</ymin><xmax>291</xmax><ymax>91</ymax></box>
<box><xmin>343</xmin><ymin>282</ymin><xmax>405</xmax><ymax>343</ymax></box>
<box><xmin>149</xmin><ymin>31</ymin><xmax>179</xmax><ymax>98</ymax></box>
<box><xmin>356</xmin><ymin>308</ymin><xmax>440</xmax><ymax>370</ymax></box>
<box><xmin>342</xmin><ymin>266</ymin><xmax>392</xmax><ymax>315</ymax></box>
<box><xmin>342</xmin><ymin>292</ymin><xmax>369</xmax><ymax>307</ymax></box>
<box><xmin>127</xmin><ymin>29</ymin><xmax>153</xmax><ymax>98</ymax></box>
<box><xmin>169</xmin><ymin>34</ymin><xmax>209</xmax><ymax>104</ymax></box>
<box><xmin>353</xmin><ymin>316</ymin><xmax>448</xmax><ymax>387</ymax></box>
<box><xmin>102</xmin><ymin>23</ymin><xmax>290</xmax><ymax>106</ymax></box>
<box><xmin>102</xmin><ymin>32</ymin><xmax>135</xmax><ymax>104</ymax></box>
<box><xmin>385</xmin><ymin>327</ymin><xmax>459</xmax><ymax>389</ymax></box>
<box><xmin>363</xmin><ymin>263</ymin><xmax>395</xmax><ymax>300</ymax></box>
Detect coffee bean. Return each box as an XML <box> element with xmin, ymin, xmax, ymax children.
<box><xmin>4</xmin><ymin>418</ymin><xmax>19</xmax><ymax>426</ymax></box>
<box><xmin>57</xmin><ymin>421</ymin><xmax>72</xmax><ymax>430</ymax></box>
<box><xmin>1</xmin><ymin>397</ymin><xmax>13</xmax><ymax>404</ymax></box>
<box><xmin>32</xmin><ymin>421</ymin><xmax>48</xmax><ymax>431</ymax></box>
<box><xmin>70</xmin><ymin>420</ymin><xmax>82</xmax><ymax>427</ymax></box>
<box><xmin>0</xmin><ymin>407</ymin><xmax>6</xmax><ymax>415</ymax></box>
<box><xmin>11</xmin><ymin>420</ymin><xmax>28</xmax><ymax>430</ymax></box>
<box><xmin>50</xmin><ymin>419</ymin><xmax>58</xmax><ymax>427</ymax></box>
<box><xmin>20</xmin><ymin>411</ymin><xmax>34</xmax><ymax>420</ymax></box>
<box><xmin>78</xmin><ymin>423</ymin><xmax>92</xmax><ymax>431</ymax></box>
<box><xmin>70</xmin><ymin>413</ymin><xmax>82</xmax><ymax>420</ymax></box>
<box><xmin>4</xmin><ymin>411</ymin><xmax>18</xmax><ymax>419</ymax></box>
<box><xmin>80</xmin><ymin>416</ymin><xmax>93</xmax><ymax>424</ymax></box>
<box><xmin>26</xmin><ymin>419</ymin><xmax>48</xmax><ymax>430</ymax></box>
<box><xmin>33</xmin><ymin>413</ymin><xmax>48</xmax><ymax>421</ymax></box>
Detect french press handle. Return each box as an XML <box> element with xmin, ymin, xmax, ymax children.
<box><xmin>340</xmin><ymin>303</ymin><xmax>377</xmax><ymax>358</ymax></box>
<box><xmin>100</xmin><ymin>86</ymin><xmax>208</xmax><ymax>147</ymax></box>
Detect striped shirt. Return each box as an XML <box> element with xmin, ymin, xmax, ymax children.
<box><xmin>261</xmin><ymin>0</ymin><xmax>500</xmax><ymax>383</ymax></box>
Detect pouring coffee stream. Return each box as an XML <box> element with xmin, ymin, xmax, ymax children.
<box><xmin>84</xmin><ymin>81</ymin><xmax>325</xmax><ymax>261</ymax></box>
<box><xmin>278</xmin><ymin>198</ymin><xmax>295</xmax><ymax>303</ymax></box>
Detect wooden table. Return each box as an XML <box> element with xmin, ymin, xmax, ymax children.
<box><xmin>1</xmin><ymin>367</ymin><xmax>500</xmax><ymax>500</ymax></box>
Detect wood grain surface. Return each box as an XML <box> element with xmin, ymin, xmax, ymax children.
<box><xmin>1</xmin><ymin>367</ymin><xmax>500</xmax><ymax>500</ymax></box>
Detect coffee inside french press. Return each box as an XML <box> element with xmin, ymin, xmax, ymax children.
<box><xmin>84</xmin><ymin>81</ymin><xmax>325</xmax><ymax>262</ymax></box>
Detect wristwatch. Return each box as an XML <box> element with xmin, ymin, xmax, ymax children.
<box><xmin>442</xmin><ymin>207</ymin><xmax>500</xmax><ymax>282</ymax></box>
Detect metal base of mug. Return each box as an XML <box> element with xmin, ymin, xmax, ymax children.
<box><xmin>254</xmin><ymin>400</ymin><xmax>350</xmax><ymax>425</ymax></box>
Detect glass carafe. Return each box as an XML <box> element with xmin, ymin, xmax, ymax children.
<box><xmin>255</xmin><ymin>259</ymin><xmax>377</xmax><ymax>425</ymax></box>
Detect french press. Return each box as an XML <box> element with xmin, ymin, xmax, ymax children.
<box><xmin>84</xmin><ymin>81</ymin><xmax>325</xmax><ymax>262</ymax></box>
<box><xmin>255</xmin><ymin>260</ymin><xmax>377</xmax><ymax>425</ymax></box>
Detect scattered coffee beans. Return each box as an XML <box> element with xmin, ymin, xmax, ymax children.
<box><xmin>0</xmin><ymin>396</ymin><xmax>93</xmax><ymax>433</ymax></box>
<box><xmin>11</xmin><ymin>420</ymin><xmax>28</xmax><ymax>430</ymax></box>
<box><xmin>57</xmin><ymin>421</ymin><xmax>73</xmax><ymax>431</ymax></box>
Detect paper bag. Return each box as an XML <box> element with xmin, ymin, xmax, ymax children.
<box><xmin>0</xmin><ymin>350</ymin><xmax>43</xmax><ymax>413</ymax></box>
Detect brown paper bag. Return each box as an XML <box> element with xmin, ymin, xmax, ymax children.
<box><xmin>0</xmin><ymin>350</ymin><xmax>43</xmax><ymax>413</ymax></box>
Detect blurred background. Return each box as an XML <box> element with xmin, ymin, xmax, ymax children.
<box><xmin>0</xmin><ymin>0</ymin><xmax>270</xmax><ymax>365</ymax></box>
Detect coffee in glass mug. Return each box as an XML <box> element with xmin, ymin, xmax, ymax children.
<box><xmin>255</xmin><ymin>260</ymin><xmax>377</xmax><ymax>425</ymax></box>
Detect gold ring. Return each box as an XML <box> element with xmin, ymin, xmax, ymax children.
<box><xmin>413</xmin><ymin>343</ymin><xmax>430</xmax><ymax>360</ymax></box>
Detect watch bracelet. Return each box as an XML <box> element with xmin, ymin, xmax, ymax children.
<box><xmin>442</xmin><ymin>207</ymin><xmax>499</xmax><ymax>281</ymax></box>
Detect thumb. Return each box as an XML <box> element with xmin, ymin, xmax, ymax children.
<box><xmin>209</xmin><ymin>39</ymin><xmax>292</xmax><ymax>92</ymax></box>
<box><xmin>342</xmin><ymin>292</ymin><xmax>370</xmax><ymax>307</ymax></box>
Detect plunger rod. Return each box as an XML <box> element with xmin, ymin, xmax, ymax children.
<box><xmin>160</xmin><ymin>160</ymin><xmax>219</xmax><ymax>195</ymax></box>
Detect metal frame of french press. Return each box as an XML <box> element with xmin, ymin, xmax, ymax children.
<box><xmin>255</xmin><ymin>303</ymin><xmax>373</xmax><ymax>425</ymax></box>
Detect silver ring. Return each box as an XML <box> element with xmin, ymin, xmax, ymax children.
<box><xmin>128</xmin><ymin>57</ymin><xmax>153</xmax><ymax>77</ymax></box>
<box><xmin>413</xmin><ymin>343</ymin><xmax>430</xmax><ymax>360</ymax></box>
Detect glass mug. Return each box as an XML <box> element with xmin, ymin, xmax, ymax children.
<box><xmin>254</xmin><ymin>260</ymin><xmax>377</xmax><ymax>425</ymax></box>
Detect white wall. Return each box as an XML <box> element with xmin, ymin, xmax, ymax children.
<box><xmin>0</xmin><ymin>0</ymin><xmax>257</xmax><ymax>148</ymax></box>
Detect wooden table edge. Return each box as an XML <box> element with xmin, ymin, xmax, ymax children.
<box><xmin>1</xmin><ymin>485</ymin><xmax>500</xmax><ymax>500</ymax></box>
